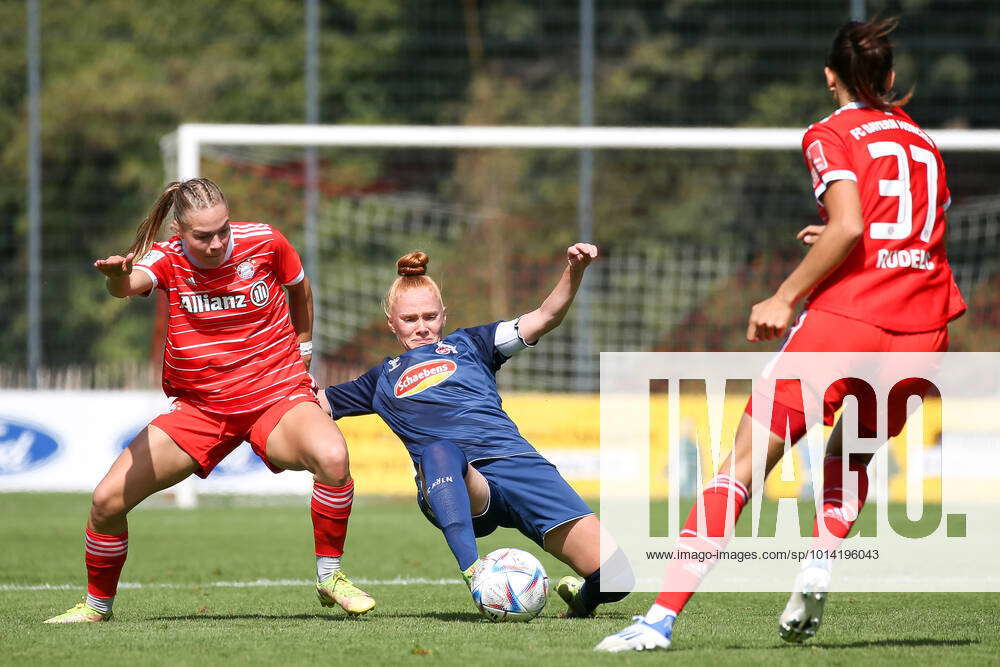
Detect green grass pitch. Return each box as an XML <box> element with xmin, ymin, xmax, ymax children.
<box><xmin>1</xmin><ymin>492</ymin><xmax>997</xmax><ymax>666</ymax></box>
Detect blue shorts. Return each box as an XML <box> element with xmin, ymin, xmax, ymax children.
<box><xmin>416</xmin><ymin>452</ymin><xmax>594</xmax><ymax>548</ymax></box>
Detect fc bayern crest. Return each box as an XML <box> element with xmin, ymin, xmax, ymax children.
<box><xmin>236</xmin><ymin>259</ymin><xmax>256</xmax><ymax>280</ymax></box>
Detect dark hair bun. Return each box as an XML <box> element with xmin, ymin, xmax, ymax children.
<box><xmin>397</xmin><ymin>251</ymin><xmax>429</xmax><ymax>277</ymax></box>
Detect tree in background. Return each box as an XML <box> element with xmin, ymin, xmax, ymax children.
<box><xmin>2</xmin><ymin>0</ymin><xmax>996</xmax><ymax>381</ymax></box>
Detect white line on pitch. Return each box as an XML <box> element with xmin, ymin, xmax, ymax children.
<box><xmin>0</xmin><ymin>577</ymin><xmax>462</xmax><ymax>592</ymax></box>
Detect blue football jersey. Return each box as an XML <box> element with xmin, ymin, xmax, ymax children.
<box><xmin>326</xmin><ymin>322</ymin><xmax>536</xmax><ymax>464</ymax></box>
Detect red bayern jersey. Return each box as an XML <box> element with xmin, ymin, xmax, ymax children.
<box><xmin>133</xmin><ymin>222</ymin><xmax>308</xmax><ymax>414</ymax></box>
<box><xmin>802</xmin><ymin>102</ymin><xmax>966</xmax><ymax>331</ymax></box>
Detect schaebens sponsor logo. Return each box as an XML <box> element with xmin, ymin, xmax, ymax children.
<box><xmin>394</xmin><ymin>359</ymin><xmax>457</xmax><ymax>398</ymax></box>
<box><xmin>0</xmin><ymin>417</ymin><xmax>60</xmax><ymax>475</ymax></box>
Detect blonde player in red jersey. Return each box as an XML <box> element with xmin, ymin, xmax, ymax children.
<box><xmin>45</xmin><ymin>178</ymin><xmax>375</xmax><ymax>623</ymax></box>
<box><xmin>597</xmin><ymin>18</ymin><xmax>967</xmax><ymax>652</ymax></box>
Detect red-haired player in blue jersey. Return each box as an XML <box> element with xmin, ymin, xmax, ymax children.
<box><xmin>322</xmin><ymin>244</ymin><xmax>632</xmax><ymax>618</ymax></box>
<box><xmin>597</xmin><ymin>18</ymin><xmax>966</xmax><ymax>652</ymax></box>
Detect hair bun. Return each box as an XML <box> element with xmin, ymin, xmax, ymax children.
<box><xmin>397</xmin><ymin>251</ymin><xmax>429</xmax><ymax>277</ymax></box>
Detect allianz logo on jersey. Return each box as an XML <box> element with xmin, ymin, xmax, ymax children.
<box><xmin>179</xmin><ymin>280</ymin><xmax>270</xmax><ymax>313</ymax></box>
<box><xmin>394</xmin><ymin>359</ymin><xmax>458</xmax><ymax>398</ymax></box>
<box><xmin>0</xmin><ymin>417</ymin><xmax>60</xmax><ymax>475</ymax></box>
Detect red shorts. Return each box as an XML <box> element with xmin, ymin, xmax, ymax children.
<box><xmin>747</xmin><ymin>308</ymin><xmax>948</xmax><ymax>440</ymax></box>
<box><xmin>150</xmin><ymin>379</ymin><xmax>319</xmax><ymax>478</ymax></box>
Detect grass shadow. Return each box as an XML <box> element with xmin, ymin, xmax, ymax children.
<box><xmin>376</xmin><ymin>611</ymin><xmax>488</xmax><ymax>622</ymax></box>
<box><xmin>379</xmin><ymin>610</ymin><xmax>639</xmax><ymax>623</ymax></box>
<box><xmin>726</xmin><ymin>638</ymin><xmax>979</xmax><ymax>650</ymax></box>
<box><xmin>150</xmin><ymin>613</ymin><xmax>355</xmax><ymax>622</ymax></box>
<box><xmin>805</xmin><ymin>638</ymin><xmax>979</xmax><ymax>650</ymax></box>
<box><xmin>151</xmin><ymin>609</ymin><xmax>639</xmax><ymax>624</ymax></box>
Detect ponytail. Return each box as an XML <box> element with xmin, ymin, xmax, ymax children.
<box><xmin>827</xmin><ymin>17</ymin><xmax>912</xmax><ymax>112</ymax></box>
<box><xmin>128</xmin><ymin>182</ymin><xmax>181</xmax><ymax>258</ymax></box>
<box><xmin>127</xmin><ymin>178</ymin><xmax>227</xmax><ymax>258</ymax></box>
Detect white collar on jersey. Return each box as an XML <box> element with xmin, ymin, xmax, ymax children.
<box><xmin>836</xmin><ymin>101</ymin><xmax>866</xmax><ymax>113</ymax></box>
<box><xmin>181</xmin><ymin>232</ymin><xmax>234</xmax><ymax>269</ymax></box>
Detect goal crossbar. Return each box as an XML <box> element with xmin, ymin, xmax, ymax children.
<box><xmin>168</xmin><ymin>124</ymin><xmax>1000</xmax><ymax>180</ymax></box>
<box><xmin>160</xmin><ymin>122</ymin><xmax>1000</xmax><ymax>508</ymax></box>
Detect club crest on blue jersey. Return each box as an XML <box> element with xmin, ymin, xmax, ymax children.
<box><xmin>435</xmin><ymin>342</ymin><xmax>458</xmax><ymax>355</ymax></box>
<box><xmin>394</xmin><ymin>359</ymin><xmax>457</xmax><ymax>398</ymax></box>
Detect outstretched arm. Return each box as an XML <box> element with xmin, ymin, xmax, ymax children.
<box><xmin>516</xmin><ymin>242</ymin><xmax>598</xmax><ymax>344</ymax></box>
<box><xmin>322</xmin><ymin>365</ymin><xmax>381</xmax><ymax>419</ymax></box>
<box><xmin>94</xmin><ymin>252</ymin><xmax>154</xmax><ymax>298</ymax></box>
<box><xmin>746</xmin><ymin>179</ymin><xmax>864</xmax><ymax>341</ymax></box>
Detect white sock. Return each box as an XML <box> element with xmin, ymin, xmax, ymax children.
<box><xmin>802</xmin><ymin>555</ymin><xmax>832</xmax><ymax>573</ymax></box>
<box><xmin>644</xmin><ymin>603</ymin><xmax>677</xmax><ymax>625</ymax></box>
<box><xmin>85</xmin><ymin>593</ymin><xmax>113</xmax><ymax>614</ymax></box>
<box><xmin>317</xmin><ymin>556</ymin><xmax>341</xmax><ymax>582</ymax></box>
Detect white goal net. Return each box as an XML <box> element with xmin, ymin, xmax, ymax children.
<box><xmin>161</xmin><ymin>125</ymin><xmax>1000</xmax><ymax>394</ymax></box>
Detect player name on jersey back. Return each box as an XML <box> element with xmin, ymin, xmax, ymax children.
<box><xmin>848</xmin><ymin>117</ymin><xmax>934</xmax><ymax>144</ymax></box>
<box><xmin>875</xmin><ymin>248</ymin><xmax>934</xmax><ymax>271</ymax></box>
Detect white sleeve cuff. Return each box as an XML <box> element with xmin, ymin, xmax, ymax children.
<box><xmin>495</xmin><ymin>317</ymin><xmax>535</xmax><ymax>358</ymax></box>
<box><xmin>133</xmin><ymin>265</ymin><xmax>158</xmax><ymax>289</ymax></box>
<box><xmin>284</xmin><ymin>268</ymin><xmax>305</xmax><ymax>286</ymax></box>
<box><xmin>814</xmin><ymin>169</ymin><xmax>857</xmax><ymax>203</ymax></box>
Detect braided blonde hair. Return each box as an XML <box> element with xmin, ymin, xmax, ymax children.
<box><xmin>128</xmin><ymin>178</ymin><xmax>228</xmax><ymax>257</ymax></box>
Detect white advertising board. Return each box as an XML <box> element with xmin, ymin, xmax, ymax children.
<box><xmin>0</xmin><ymin>391</ymin><xmax>314</xmax><ymax>495</ymax></box>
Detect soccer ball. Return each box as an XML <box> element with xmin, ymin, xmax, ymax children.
<box><xmin>470</xmin><ymin>548</ymin><xmax>549</xmax><ymax>622</ymax></box>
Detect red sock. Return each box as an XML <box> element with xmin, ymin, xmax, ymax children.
<box><xmin>85</xmin><ymin>528</ymin><xmax>128</xmax><ymax>599</ymax></box>
<box><xmin>655</xmin><ymin>475</ymin><xmax>749</xmax><ymax>615</ymax></box>
<box><xmin>311</xmin><ymin>479</ymin><xmax>353</xmax><ymax>557</ymax></box>
<box><xmin>812</xmin><ymin>456</ymin><xmax>869</xmax><ymax>550</ymax></box>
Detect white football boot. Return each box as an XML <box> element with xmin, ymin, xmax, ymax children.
<box><xmin>594</xmin><ymin>615</ymin><xmax>673</xmax><ymax>652</ymax></box>
<box><xmin>778</xmin><ymin>564</ymin><xmax>831</xmax><ymax>643</ymax></box>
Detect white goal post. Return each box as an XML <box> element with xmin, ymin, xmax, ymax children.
<box><xmin>160</xmin><ymin>124</ymin><xmax>1000</xmax><ymax>509</ymax></box>
<box><xmin>168</xmin><ymin>124</ymin><xmax>1000</xmax><ymax>181</ymax></box>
